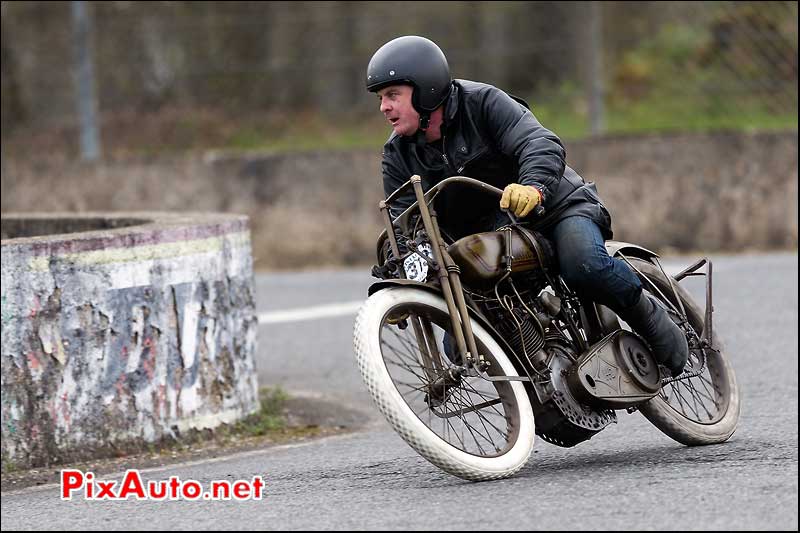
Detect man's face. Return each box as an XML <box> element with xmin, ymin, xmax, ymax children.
<box><xmin>376</xmin><ymin>85</ymin><xmax>419</xmax><ymax>137</ymax></box>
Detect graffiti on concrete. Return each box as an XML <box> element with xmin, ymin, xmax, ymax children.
<box><xmin>1</xmin><ymin>218</ymin><xmax>259</xmax><ymax>469</ymax></box>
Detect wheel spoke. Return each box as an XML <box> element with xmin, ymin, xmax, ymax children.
<box><xmin>681</xmin><ymin>380</ymin><xmax>702</xmax><ymax>420</ymax></box>
<box><xmin>383</xmin><ymin>350</ymin><xmax>434</xmax><ymax>385</ymax></box>
<box><xmin>461</xmin><ymin>381</ymin><xmax>510</xmax><ymax>432</ymax></box>
<box><xmin>661</xmin><ymin>364</ymin><xmax>722</xmax><ymax>423</ymax></box>
<box><xmin>697</xmin><ymin>374</ymin><xmax>720</xmax><ymax>406</ymax></box>
<box><xmin>462</xmin><ymin>378</ymin><xmax>508</xmax><ymax>420</ymax></box>
<box><xmin>681</xmin><ymin>379</ymin><xmax>716</xmax><ymax>421</ymax></box>
<box><xmin>379</xmin><ymin>304</ymin><xmax>520</xmax><ymax>457</ymax></box>
<box><xmin>449</xmin><ymin>388</ymin><xmax>497</xmax><ymax>453</ymax></box>
<box><xmin>440</xmin><ymin>397</ymin><xmax>470</xmax><ymax>451</ymax></box>
<box><xmin>384</xmin><ymin>328</ymin><xmax>431</xmax><ymax>369</ymax></box>
<box><xmin>667</xmin><ymin>381</ymin><xmax>693</xmax><ymax>417</ymax></box>
<box><xmin>383</xmin><ymin>353</ymin><xmax>437</xmax><ymax>381</ymax></box>
<box><xmin>393</xmin><ymin>379</ymin><xmax>433</xmax><ymax>395</ymax></box>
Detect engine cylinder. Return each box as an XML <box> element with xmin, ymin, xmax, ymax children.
<box><xmin>494</xmin><ymin>307</ymin><xmax>545</xmax><ymax>359</ymax></box>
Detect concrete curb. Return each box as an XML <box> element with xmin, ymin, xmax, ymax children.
<box><xmin>1</xmin><ymin>212</ymin><xmax>259</xmax><ymax>470</ymax></box>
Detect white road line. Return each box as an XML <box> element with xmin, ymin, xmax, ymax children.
<box><xmin>256</xmin><ymin>265</ymin><xmax>689</xmax><ymax>325</ymax></box>
<box><xmin>257</xmin><ymin>300</ymin><xmax>364</xmax><ymax>324</ymax></box>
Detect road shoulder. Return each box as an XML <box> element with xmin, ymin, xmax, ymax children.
<box><xmin>1</xmin><ymin>394</ymin><xmax>369</xmax><ymax>493</ymax></box>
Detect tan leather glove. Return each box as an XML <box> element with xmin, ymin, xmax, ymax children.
<box><xmin>500</xmin><ymin>184</ymin><xmax>542</xmax><ymax>217</ymax></box>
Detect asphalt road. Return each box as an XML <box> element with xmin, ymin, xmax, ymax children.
<box><xmin>2</xmin><ymin>252</ymin><xmax>797</xmax><ymax>530</ymax></box>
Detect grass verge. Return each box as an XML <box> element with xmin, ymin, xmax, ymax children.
<box><xmin>1</xmin><ymin>387</ymin><xmax>349</xmax><ymax>492</ymax></box>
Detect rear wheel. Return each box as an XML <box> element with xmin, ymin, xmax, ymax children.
<box><xmin>353</xmin><ymin>287</ymin><xmax>535</xmax><ymax>481</ymax></box>
<box><xmin>625</xmin><ymin>258</ymin><xmax>740</xmax><ymax>445</ymax></box>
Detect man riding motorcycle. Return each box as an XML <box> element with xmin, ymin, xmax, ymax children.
<box><xmin>366</xmin><ymin>35</ymin><xmax>688</xmax><ymax>377</ymax></box>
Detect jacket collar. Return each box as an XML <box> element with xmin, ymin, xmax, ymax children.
<box><xmin>444</xmin><ymin>82</ymin><xmax>460</xmax><ymax>125</ymax></box>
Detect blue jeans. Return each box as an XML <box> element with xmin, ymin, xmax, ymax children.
<box><xmin>547</xmin><ymin>216</ymin><xmax>642</xmax><ymax>311</ymax></box>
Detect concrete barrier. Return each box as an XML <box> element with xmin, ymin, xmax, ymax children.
<box><xmin>1</xmin><ymin>213</ymin><xmax>259</xmax><ymax>470</ymax></box>
<box><xmin>1</xmin><ymin>131</ymin><xmax>796</xmax><ymax>269</ymax></box>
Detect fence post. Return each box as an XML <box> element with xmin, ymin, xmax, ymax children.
<box><xmin>588</xmin><ymin>1</ymin><xmax>606</xmax><ymax>136</ymax></box>
<box><xmin>71</xmin><ymin>1</ymin><xmax>102</xmax><ymax>161</ymax></box>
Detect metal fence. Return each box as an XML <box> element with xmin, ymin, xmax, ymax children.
<box><xmin>1</xmin><ymin>1</ymin><xmax>797</xmax><ymax>160</ymax></box>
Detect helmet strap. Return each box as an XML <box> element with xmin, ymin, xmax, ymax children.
<box><xmin>419</xmin><ymin>113</ymin><xmax>431</xmax><ymax>131</ymax></box>
<box><xmin>415</xmin><ymin>113</ymin><xmax>431</xmax><ymax>147</ymax></box>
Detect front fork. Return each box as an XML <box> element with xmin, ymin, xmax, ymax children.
<box><xmin>379</xmin><ymin>175</ymin><xmax>485</xmax><ymax>371</ymax></box>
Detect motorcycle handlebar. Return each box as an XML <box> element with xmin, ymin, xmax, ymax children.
<box><xmin>385</xmin><ymin>175</ymin><xmax>545</xmax><ymax>221</ymax></box>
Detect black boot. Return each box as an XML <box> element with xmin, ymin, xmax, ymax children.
<box><xmin>618</xmin><ymin>292</ymin><xmax>689</xmax><ymax>377</ymax></box>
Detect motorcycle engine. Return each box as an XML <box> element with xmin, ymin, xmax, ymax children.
<box><xmin>529</xmin><ymin>336</ymin><xmax>617</xmax><ymax>447</ymax></box>
<box><xmin>480</xmin><ymin>279</ymin><xmax>617</xmax><ymax>448</ymax></box>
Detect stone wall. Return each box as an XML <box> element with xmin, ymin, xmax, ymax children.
<box><xmin>566</xmin><ymin>131</ymin><xmax>798</xmax><ymax>252</ymax></box>
<box><xmin>1</xmin><ymin>213</ymin><xmax>259</xmax><ymax>469</ymax></box>
<box><xmin>1</xmin><ymin>131</ymin><xmax>796</xmax><ymax>269</ymax></box>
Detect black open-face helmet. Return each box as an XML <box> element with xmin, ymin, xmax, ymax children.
<box><xmin>366</xmin><ymin>36</ymin><xmax>451</xmax><ymax>129</ymax></box>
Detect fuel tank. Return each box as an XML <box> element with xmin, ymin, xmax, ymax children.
<box><xmin>447</xmin><ymin>228</ymin><xmax>544</xmax><ymax>288</ymax></box>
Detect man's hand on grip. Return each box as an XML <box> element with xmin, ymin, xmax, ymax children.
<box><xmin>500</xmin><ymin>184</ymin><xmax>542</xmax><ymax>218</ymax></box>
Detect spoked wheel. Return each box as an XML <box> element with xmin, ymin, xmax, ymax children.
<box><xmin>354</xmin><ymin>287</ymin><xmax>535</xmax><ymax>481</ymax></box>
<box><xmin>624</xmin><ymin>258</ymin><xmax>741</xmax><ymax>445</ymax></box>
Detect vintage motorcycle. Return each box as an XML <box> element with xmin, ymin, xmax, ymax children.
<box><xmin>353</xmin><ymin>175</ymin><xmax>740</xmax><ymax>481</ymax></box>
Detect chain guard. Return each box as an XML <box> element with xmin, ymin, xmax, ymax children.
<box><xmin>566</xmin><ymin>330</ymin><xmax>661</xmax><ymax>409</ymax></box>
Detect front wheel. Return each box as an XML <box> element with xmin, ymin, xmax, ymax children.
<box><xmin>626</xmin><ymin>258</ymin><xmax>741</xmax><ymax>445</ymax></box>
<box><xmin>353</xmin><ymin>287</ymin><xmax>535</xmax><ymax>481</ymax></box>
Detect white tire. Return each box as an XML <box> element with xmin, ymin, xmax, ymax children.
<box><xmin>353</xmin><ymin>286</ymin><xmax>535</xmax><ymax>481</ymax></box>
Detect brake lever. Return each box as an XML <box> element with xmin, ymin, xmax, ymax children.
<box><xmin>503</xmin><ymin>208</ymin><xmax>519</xmax><ymax>225</ymax></box>
<box><xmin>501</xmin><ymin>204</ymin><xmax>545</xmax><ymax>226</ymax></box>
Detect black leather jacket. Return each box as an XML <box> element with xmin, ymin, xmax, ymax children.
<box><xmin>381</xmin><ymin>79</ymin><xmax>613</xmax><ymax>240</ymax></box>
